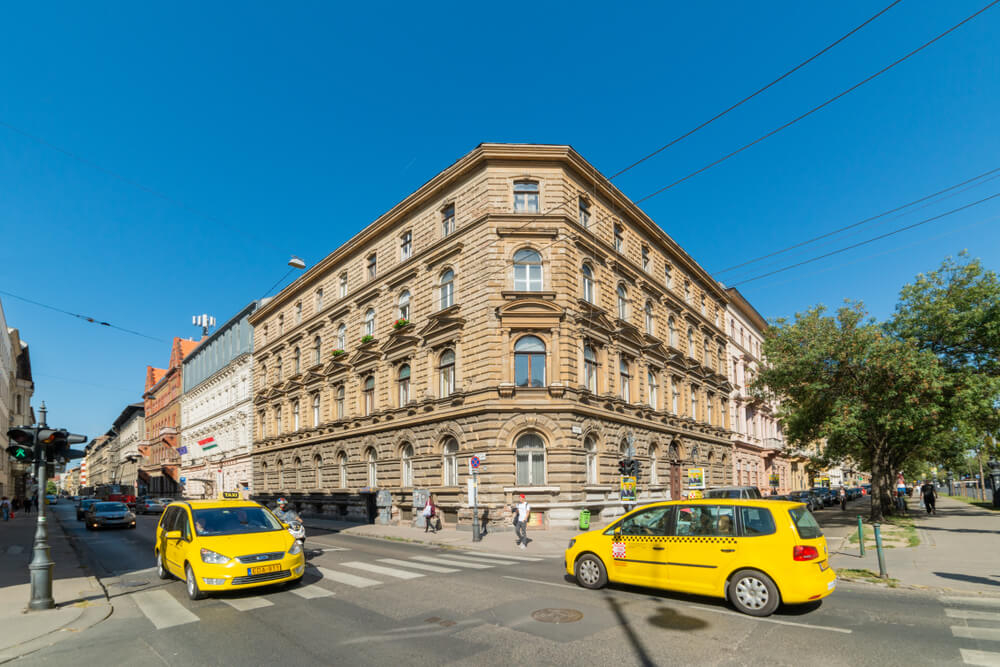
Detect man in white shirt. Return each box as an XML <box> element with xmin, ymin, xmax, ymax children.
<box><xmin>514</xmin><ymin>494</ymin><xmax>530</xmax><ymax>549</ymax></box>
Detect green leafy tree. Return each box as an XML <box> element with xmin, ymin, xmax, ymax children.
<box><xmin>755</xmin><ymin>303</ymin><xmax>947</xmax><ymax>521</ymax></box>
<box><xmin>46</xmin><ymin>480</ymin><xmax>58</xmax><ymax>496</ymax></box>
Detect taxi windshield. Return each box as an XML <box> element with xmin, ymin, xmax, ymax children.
<box><xmin>192</xmin><ymin>507</ymin><xmax>283</xmax><ymax>536</ymax></box>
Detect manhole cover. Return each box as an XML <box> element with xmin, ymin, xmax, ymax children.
<box><xmin>531</xmin><ymin>608</ymin><xmax>583</xmax><ymax>624</ymax></box>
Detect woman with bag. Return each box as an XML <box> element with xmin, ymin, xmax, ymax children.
<box><xmin>423</xmin><ymin>495</ymin><xmax>438</xmax><ymax>533</ymax></box>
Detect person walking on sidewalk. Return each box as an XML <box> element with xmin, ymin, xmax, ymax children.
<box><xmin>513</xmin><ymin>494</ymin><xmax>531</xmax><ymax>549</ymax></box>
<box><xmin>921</xmin><ymin>480</ymin><xmax>937</xmax><ymax>515</ymax></box>
<box><xmin>423</xmin><ymin>495</ymin><xmax>438</xmax><ymax>533</ymax></box>
<box><xmin>1</xmin><ymin>497</ymin><xmax>10</xmax><ymax>521</ymax></box>
<box><xmin>839</xmin><ymin>486</ymin><xmax>847</xmax><ymax>511</ymax></box>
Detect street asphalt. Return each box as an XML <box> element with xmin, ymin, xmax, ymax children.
<box><xmin>11</xmin><ymin>503</ymin><xmax>1000</xmax><ymax>666</ymax></box>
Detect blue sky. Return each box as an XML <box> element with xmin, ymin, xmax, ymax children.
<box><xmin>1</xmin><ymin>1</ymin><xmax>998</xmax><ymax>448</ymax></box>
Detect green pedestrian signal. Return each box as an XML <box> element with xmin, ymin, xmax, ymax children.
<box><xmin>7</xmin><ymin>444</ymin><xmax>34</xmax><ymax>462</ymax></box>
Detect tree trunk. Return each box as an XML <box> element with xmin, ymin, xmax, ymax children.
<box><xmin>977</xmin><ymin>446</ymin><xmax>987</xmax><ymax>502</ymax></box>
<box><xmin>870</xmin><ymin>451</ymin><xmax>885</xmax><ymax>522</ymax></box>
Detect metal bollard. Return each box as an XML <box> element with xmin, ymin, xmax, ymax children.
<box><xmin>857</xmin><ymin>515</ymin><xmax>865</xmax><ymax>557</ymax></box>
<box><xmin>873</xmin><ymin>522</ymin><xmax>888</xmax><ymax>578</ymax></box>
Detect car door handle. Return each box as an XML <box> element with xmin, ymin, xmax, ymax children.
<box><xmin>720</xmin><ymin>548</ymin><xmax>735</xmax><ymax>553</ymax></box>
<box><xmin>652</xmin><ymin>546</ymin><xmax>665</xmax><ymax>551</ymax></box>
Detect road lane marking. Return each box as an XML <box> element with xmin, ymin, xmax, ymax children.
<box><xmin>460</xmin><ymin>551</ymin><xmax>543</xmax><ymax>562</ymax></box>
<box><xmin>425</xmin><ymin>554</ymin><xmax>519</xmax><ymax>566</ymax></box>
<box><xmin>311</xmin><ymin>566</ymin><xmax>381</xmax><ymax>588</ymax></box>
<box><xmin>962</xmin><ymin>649</ymin><xmax>1000</xmax><ymax>666</ymax></box>
<box><xmin>378</xmin><ymin>558</ymin><xmax>459</xmax><ymax>573</ymax></box>
<box><xmin>947</xmin><ymin>608</ymin><xmax>1000</xmax><ymax>622</ymax></box>
<box><xmin>684</xmin><ymin>604</ymin><xmax>852</xmax><ymax>633</ymax></box>
<box><xmin>290</xmin><ymin>584</ymin><xmax>335</xmax><ymax>599</ymax></box>
<box><xmin>220</xmin><ymin>596</ymin><xmax>274</xmax><ymax>611</ymax></box>
<box><xmin>342</xmin><ymin>561</ymin><xmax>424</xmax><ymax>580</ymax></box>
<box><xmin>131</xmin><ymin>590</ymin><xmax>199</xmax><ymax>629</ymax></box>
<box><xmin>941</xmin><ymin>596</ymin><xmax>1000</xmax><ymax>609</ymax></box>
<box><xmin>952</xmin><ymin>626</ymin><xmax>1000</xmax><ymax>641</ymax></box>
<box><xmin>503</xmin><ymin>576</ymin><xmax>579</xmax><ymax>591</ymax></box>
<box><xmin>411</xmin><ymin>556</ymin><xmax>492</xmax><ymax>569</ymax></box>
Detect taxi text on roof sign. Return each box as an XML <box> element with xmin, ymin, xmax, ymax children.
<box><xmin>220</xmin><ymin>491</ymin><xmax>241</xmax><ymax>500</ymax></box>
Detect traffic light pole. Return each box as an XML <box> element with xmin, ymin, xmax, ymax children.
<box><xmin>28</xmin><ymin>404</ymin><xmax>54</xmax><ymax>611</ymax></box>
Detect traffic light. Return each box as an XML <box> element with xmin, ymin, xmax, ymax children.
<box><xmin>629</xmin><ymin>459</ymin><xmax>641</xmax><ymax>478</ymax></box>
<box><xmin>618</xmin><ymin>459</ymin><xmax>627</xmax><ymax>476</ymax></box>
<box><xmin>7</xmin><ymin>443</ymin><xmax>34</xmax><ymax>462</ymax></box>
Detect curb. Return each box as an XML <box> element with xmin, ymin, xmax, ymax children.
<box><xmin>0</xmin><ymin>600</ymin><xmax>113</xmax><ymax>665</ymax></box>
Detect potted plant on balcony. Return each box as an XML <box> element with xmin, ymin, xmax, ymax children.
<box><xmin>393</xmin><ymin>318</ymin><xmax>410</xmax><ymax>331</ymax></box>
<box><xmin>360</xmin><ymin>334</ymin><xmax>375</xmax><ymax>344</ymax></box>
<box><xmin>331</xmin><ymin>349</ymin><xmax>346</xmax><ymax>358</ymax></box>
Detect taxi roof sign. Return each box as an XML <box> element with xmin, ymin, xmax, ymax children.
<box><xmin>220</xmin><ymin>491</ymin><xmax>241</xmax><ymax>500</ymax></box>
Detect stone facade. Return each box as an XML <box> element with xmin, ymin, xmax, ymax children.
<box><xmin>105</xmin><ymin>403</ymin><xmax>145</xmax><ymax>494</ymax></box>
<box><xmin>180</xmin><ymin>302</ymin><xmax>258</xmax><ymax>499</ymax></box>
<box><xmin>248</xmin><ymin>144</ymin><xmax>743</xmax><ymax>528</ymax></box>
<box><xmin>0</xmin><ymin>301</ymin><xmax>12</xmax><ymax>498</ymax></box>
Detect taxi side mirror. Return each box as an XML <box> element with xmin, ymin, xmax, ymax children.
<box><xmin>165</xmin><ymin>530</ymin><xmax>182</xmax><ymax>541</ymax></box>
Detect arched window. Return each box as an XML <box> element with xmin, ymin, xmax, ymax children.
<box><xmin>293</xmin><ymin>457</ymin><xmax>302</xmax><ymax>489</ymax></box>
<box><xmin>363</xmin><ymin>375</ymin><xmax>375</xmax><ymax>415</ymax></box>
<box><xmin>260</xmin><ymin>460</ymin><xmax>268</xmax><ymax>491</ymax></box>
<box><xmin>617</xmin><ymin>285</ymin><xmax>628</xmax><ymax>320</ymax></box>
<box><xmin>366</xmin><ymin>448</ymin><xmax>377</xmax><ymax>487</ymax></box>
<box><xmin>619</xmin><ymin>357</ymin><xmax>631</xmax><ymax>401</ymax></box>
<box><xmin>513</xmin><ymin>249</ymin><xmax>543</xmax><ymax>292</ymax></box>
<box><xmin>397</xmin><ymin>290</ymin><xmax>410</xmax><ymax>321</ymax></box>
<box><xmin>668</xmin><ymin>317</ymin><xmax>677</xmax><ymax>348</ymax></box>
<box><xmin>398</xmin><ymin>364</ymin><xmax>411</xmax><ymax>405</ymax></box>
<box><xmin>337</xmin><ymin>452</ymin><xmax>347</xmax><ymax>488</ymax></box>
<box><xmin>439</xmin><ymin>270</ymin><xmax>455</xmax><ymax>309</ymax></box>
<box><xmin>277</xmin><ymin>459</ymin><xmax>285</xmax><ymax>489</ymax></box>
<box><xmin>513</xmin><ymin>180</ymin><xmax>539</xmax><ymax>213</ymax></box>
<box><xmin>515</xmin><ymin>433</ymin><xmax>545</xmax><ymax>485</ymax></box>
<box><xmin>364</xmin><ymin>309</ymin><xmax>376</xmax><ymax>338</ymax></box>
<box><xmin>619</xmin><ymin>439</ymin><xmax>630</xmax><ymax>458</ymax></box>
<box><xmin>439</xmin><ymin>349</ymin><xmax>456</xmax><ymax>396</ymax></box>
<box><xmin>584</xmin><ymin>435</ymin><xmax>598</xmax><ymax>484</ymax></box>
<box><xmin>647</xmin><ymin>369</ymin><xmax>658</xmax><ymax>408</ymax></box>
<box><xmin>314</xmin><ymin>454</ymin><xmax>323</xmax><ymax>488</ymax></box>
<box><xmin>312</xmin><ymin>393</ymin><xmax>320</xmax><ymax>427</ymax></box>
<box><xmin>292</xmin><ymin>400</ymin><xmax>300</xmax><ymax>431</ymax></box>
<box><xmin>293</xmin><ymin>347</ymin><xmax>301</xmax><ymax>375</ymax></box>
<box><xmin>687</xmin><ymin>328</ymin><xmax>695</xmax><ymax>358</ymax></box>
<box><xmin>514</xmin><ymin>336</ymin><xmax>546</xmax><ymax>387</ymax></box>
<box><xmin>583</xmin><ymin>345</ymin><xmax>597</xmax><ymax>392</ymax></box>
<box><xmin>582</xmin><ymin>264</ymin><xmax>595</xmax><ymax>303</ymax></box>
<box><xmin>443</xmin><ymin>438</ymin><xmax>459</xmax><ymax>486</ymax></box>
<box><xmin>649</xmin><ymin>445</ymin><xmax>659</xmax><ymax>485</ymax></box>
<box><xmin>336</xmin><ymin>385</ymin><xmax>345</xmax><ymax>419</ymax></box>
<box><xmin>260</xmin><ymin>363</ymin><xmax>267</xmax><ymax>387</ymax></box>
<box><xmin>400</xmin><ymin>443</ymin><xmax>414</xmax><ymax>487</ymax></box>
<box><xmin>337</xmin><ymin>323</ymin><xmax>346</xmax><ymax>350</ymax></box>
<box><xmin>645</xmin><ymin>301</ymin><xmax>654</xmax><ymax>335</ymax></box>
<box><xmin>313</xmin><ymin>335</ymin><xmax>322</xmax><ymax>365</ymax></box>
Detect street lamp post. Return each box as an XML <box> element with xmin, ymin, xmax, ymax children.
<box><xmin>28</xmin><ymin>403</ymin><xmax>54</xmax><ymax>611</ymax></box>
<box><xmin>988</xmin><ymin>459</ymin><xmax>1000</xmax><ymax>508</ymax></box>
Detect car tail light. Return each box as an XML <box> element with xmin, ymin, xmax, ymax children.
<box><xmin>793</xmin><ymin>545</ymin><xmax>819</xmax><ymax>561</ymax></box>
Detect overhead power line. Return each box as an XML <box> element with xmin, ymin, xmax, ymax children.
<box><xmin>714</xmin><ymin>165</ymin><xmax>1000</xmax><ymax>275</ymax></box>
<box><xmin>634</xmin><ymin>0</ymin><xmax>1000</xmax><ymax>205</ymax></box>
<box><xmin>728</xmin><ymin>190</ymin><xmax>1000</xmax><ymax>287</ymax></box>
<box><xmin>610</xmin><ymin>0</ymin><xmax>904</xmax><ymax>180</ymax></box>
<box><xmin>0</xmin><ymin>288</ymin><xmax>167</xmax><ymax>343</ymax></box>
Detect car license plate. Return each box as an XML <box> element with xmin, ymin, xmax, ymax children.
<box><xmin>249</xmin><ymin>564</ymin><xmax>281</xmax><ymax>576</ymax></box>
<box><xmin>818</xmin><ymin>560</ymin><xmax>829</xmax><ymax>571</ymax></box>
<box><xmin>828</xmin><ymin>578</ymin><xmax>837</xmax><ymax>590</ymax></box>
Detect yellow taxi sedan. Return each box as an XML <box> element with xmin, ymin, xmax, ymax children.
<box><xmin>565</xmin><ymin>499</ymin><xmax>835</xmax><ymax>616</ymax></box>
<box><xmin>154</xmin><ymin>495</ymin><xmax>305</xmax><ymax>600</ymax></box>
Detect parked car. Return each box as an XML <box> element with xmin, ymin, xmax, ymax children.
<box><xmin>84</xmin><ymin>501</ymin><xmax>136</xmax><ymax>530</ymax></box>
<box><xmin>137</xmin><ymin>498</ymin><xmax>166</xmax><ymax>515</ymax></box>
<box><xmin>812</xmin><ymin>488</ymin><xmax>834</xmax><ymax>506</ymax></box>
<box><xmin>702</xmin><ymin>486</ymin><xmax>763</xmax><ymax>500</ymax></box>
<box><xmin>788</xmin><ymin>490</ymin><xmax>821</xmax><ymax>512</ymax></box>
<box><xmin>77</xmin><ymin>498</ymin><xmax>97</xmax><ymax>520</ymax></box>
<box><xmin>45</xmin><ymin>494</ymin><xmax>58</xmax><ymax>505</ymax></box>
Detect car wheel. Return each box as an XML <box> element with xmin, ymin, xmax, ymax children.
<box><xmin>185</xmin><ymin>564</ymin><xmax>204</xmax><ymax>600</ymax></box>
<box><xmin>574</xmin><ymin>554</ymin><xmax>608</xmax><ymax>590</ymax></box>
<box><xmin>156</xmin><ymin>551</ymin><xmax>171</xmax><ymax>580</ymax></box>
<box><xmin>729</xmin><ymin>569</ymin><xmax>780</xmax><ymax>617</ymax></box>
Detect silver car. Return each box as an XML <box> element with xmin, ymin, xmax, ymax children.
<box><xmin>84</xmin><ymin>501</ymin><xmax>137</xmax><ymax>530</ymax></box>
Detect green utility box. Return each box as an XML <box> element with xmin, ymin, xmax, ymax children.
<box><xmin>579</xmin><ymin>509</ymin><xmax>591</xmax><ymax>530</ymax></box>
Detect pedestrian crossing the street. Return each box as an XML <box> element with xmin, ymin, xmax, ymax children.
<box><xmin>127</xmin><ymin>548</ymin><xmax>544</xmax><ymax>632</ymax></box>
<box><xmin>940</xmin><ymin>595</ymin><xmax>1000</xmax><ymax>666</ymax></box>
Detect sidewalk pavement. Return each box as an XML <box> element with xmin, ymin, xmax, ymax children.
<box><xmin>829</xmin><ymin>495</ymin><xmax>1000</xmax><ymax>595</ymax></box>
<box><xmin>0</xmin><ymin>508</ymin><xmax>111</xmax><ymax>663</ymax></box>
<box><xmin>303</xmin><ymin>516</ymin><xmax>599</xmax><ymax>558</ymax></box>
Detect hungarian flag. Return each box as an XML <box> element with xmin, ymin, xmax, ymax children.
<box><xmin>199</xmin><ymin>437</ymin><xmax>218</xmax><ymax>451</ymax></box>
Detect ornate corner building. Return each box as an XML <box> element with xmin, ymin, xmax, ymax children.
<box><xmin>250</xmin><ymin>144</ymin><xmax>745</xmax><ymax>529</ymax></box>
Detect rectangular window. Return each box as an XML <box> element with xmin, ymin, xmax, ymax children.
<box><xmin>442</xmin><ymin>205</ymin><xmax>455</xmax><ymax>236</ymax></box>
<box><xmin>514</xmin><ymin>181</ymin><xmax>539</xmax><ymax>213</ymax></box>
<box><xmin>671</xmin><ymin>378</ymin><xmax>680</xmax><ymax>414</ymax></box>
<box><xmin>614</xmin><ymin>224</ymin><xmax>623</xmax><ymax>253</ymax></box>
<box><xmin>673</xmin><ymin>504</ymin><xmax>736</xmax><ymax>537</ymax></box>
<box><xmin>398</xmin><ymin>378</ymin><xmax>410</xmax><ymax>405</ymax></box>
<box><xmin>578</xmin><ymin>197</ymin><xmax>590</xmax><ymax>228</ymax></box>
<box><xmin>400</xmin><ymin>231</ymin><xmax>412</xmax><ymax>260</ymax></box>
<box><xmin>367</xmin><ymin>254</ymin><xmax>377</xmax><ymax>280</ymax></box>
<box><xmin>339</xmin><ymin>273</ymin><xmax>348</xmax><ymax>298</ymax></box>
<box><xmin>665</xmin><ymin>264</ymin><xmax>673</xmax><ymax>289</ymax></box>
<box><xmin>740</xmin><ymin>507</ymin><xmax>777</xmax><ymax>537</ymax></box>
<box><xmin>316</xmin><ymin>288</ymin><xmax>324</xmax><ymax>312</ymax></box>
<box><xmin>641</xmin><ymin>246</ymin><xmax>650</xmax><ymax>271</ymax></box>
<box><xmin>788</xmin><ymin>507</ymin><xmax>823</xmax><ymax>539</ymax></box>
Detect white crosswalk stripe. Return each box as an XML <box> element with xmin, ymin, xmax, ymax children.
<box><xmin>942</xmin><ymin>596</ymin><xmax>1000</xmax><ymax>609</ymax></box>
<box><xmin>948</xmin><ymin>609</ymin><xmax>1000</xmax><ymax>622</ymax></box>
<box><xmin>953</xmin><ymin>626</ymin><xmax>1000</xmax><ymax>641</ymax></box>
<box><xmin>962</xmin><ymin>649</ymin><xmax>1000</xmax><ymax>666</ymax></box>
<box><xmin>942</xmin><ymin>596</ymin><xmax>1000</xmax><ymax>665</ymax></box>
<box><xmin>459</xmin><ymin>551</ymin><xmax>543</xmax><ymax>562</ymax></box>
<box><xmin>430</xmin><ymin>553</ymin><xmax>519</xmax><ymax>566</ymax></box>
<box><xmin>311</xmin><ymin>565</ymin><xmax>381</xmax><ymax>588</ymax></box>
<box><xmin>378</xmin><ymin>558</ymin><xmax>459</xmax><ymax>573</ymax></box>
<box><xmin>290</xmin><ymin>584</ymin><xmax>335</xmax><ymax>599</ymax></box>
<box><xmin>132</xmin><ymin>590</ymin><xmax>199</xmax><ymax>629</ymax></box>
<box><xmin>411</xmin><ymin>555</ymin><xmax>493</xmax><ymax>569</ymax></box>
<box><xmin>342</xmin><ymin>561</ymin><xmax>424</xmax><ymax>580</ymax></box>
<box><xmin>220</xmin><ymin>596</ymin><xmax>274</xmax><ymax>611</ymax></box>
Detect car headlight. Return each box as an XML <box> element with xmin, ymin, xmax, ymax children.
<box><xmin>567</xmin><ymin>539</ymin><xmax>576</xmax><ymax>549</ymax></box>
<box><xmin>288</xmin><ymin>541</ymin><xmax>303</xmax><ymax>556</ymax></box>
<box><xmin>200</xmin><ymin>548</ymin><xmax>230</xmax><ymax>564</ymax></box>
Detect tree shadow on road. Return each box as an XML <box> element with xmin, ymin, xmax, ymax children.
<box><xmin>933</xmin><ymin>572</ymin><xmax>1000</xmax><ymax>587</ymax></box>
